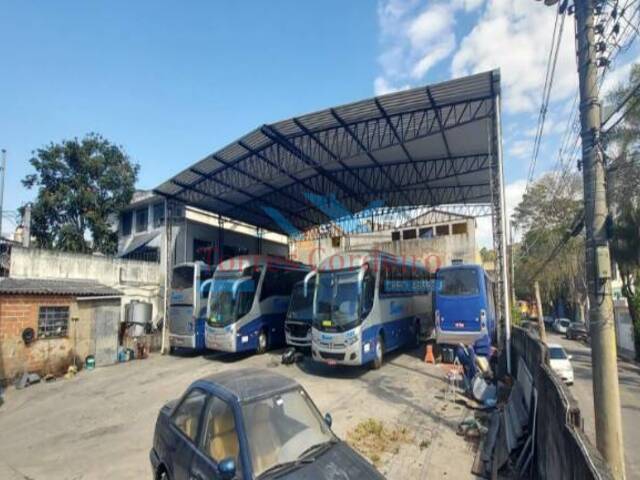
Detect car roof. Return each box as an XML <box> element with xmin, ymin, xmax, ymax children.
<box><xmin>197</xmin><ymin>368</ymin><xmax>300</xmax><ymax>403</ymax></box>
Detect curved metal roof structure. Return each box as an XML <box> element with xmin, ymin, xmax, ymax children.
<box><xmin>154</xmin><ymin>70</ymin><xmax>503</xmax><ymax>237</ymax></box>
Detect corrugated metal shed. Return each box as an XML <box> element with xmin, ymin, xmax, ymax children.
<box><xmin>154</xmin><ymin>70</ymin><xmax>502</xmax><ymax>236</ymax></box>
<box><xmin>0</xmin><ymin>278</ymin><xmax>122</xmax><ymax>297</ymax></box>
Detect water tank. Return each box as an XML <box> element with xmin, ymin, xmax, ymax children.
<box><xmin>127</xmin><ymin>301</ymin><xmax>152</xmax><ymax>336</ymax></box>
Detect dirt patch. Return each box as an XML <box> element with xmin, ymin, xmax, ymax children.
<box><xmin>346</xmin><ymin>418</ymin><xmax>413</xmax><ymax>466</ymax></box>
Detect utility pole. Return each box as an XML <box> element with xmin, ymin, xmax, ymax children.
<box><xmin>575</xmin><ymin>1</ymin><xmax>625</xmax><ymax>477</ymax></box>
<box><xmin>534</xmin><ymin>281</ymin><xmax>547</xmax><ymax>344</ymax></box>
<box><xmin>0</xmin><ymin>149</ymin><xmax>6</xmax><ymax>239</ymax></box>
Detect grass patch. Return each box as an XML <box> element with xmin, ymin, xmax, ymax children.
<box><xmin>346</xmin><ymin>418</ymin><xmax>413</xmax><ymax>466</ymax></box>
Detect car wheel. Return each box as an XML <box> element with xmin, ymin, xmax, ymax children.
<box><xmin>372</xmin><ymin>334</ymin><xmax>384</xmax><ymax>370</ymax></box>
<box><xmin>257</xmin><ymin>329</ymin><xmax>268</xmax><ymax>354</ymax></box>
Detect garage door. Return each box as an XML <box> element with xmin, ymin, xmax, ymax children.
<box><xmin>94</xmin><ymin>304</ymin><xmax>120</xmax><ymax>366</ymax></box>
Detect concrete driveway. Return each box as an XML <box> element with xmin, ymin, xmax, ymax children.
<box><xmin>0</xmin><ymin>347</ymin><xmax>478</xmax><ymax>480</ymax></box>
<box><xmin>549</xmin><ymin>332</ymin><xmax>640</xmax><ymax>479</ymax></box>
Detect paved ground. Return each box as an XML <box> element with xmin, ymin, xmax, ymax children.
<box><xmin>0</xmin><ymin>346</ymin><xmax>479</xmax><ymax>480</ymax></box>
<box><xmin>549</xmin><ymin>332</ymin><xmax>640</xmax><ymax>479</ymax></box>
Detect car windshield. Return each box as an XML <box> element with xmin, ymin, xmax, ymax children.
<box><xmin>287</xmin><ymin>282</ymin><xmax>314</xmax><ymax>323</ymax></box>
<box><xmin>314</xmin><ymin>269</ymin><xmax>361</xmax><ymax>331</ymax></box>
<box><xmin>549</xmin><ymin>347</ymin><xmax>568</xmax><ymax>360</ymax></box>
<box><xmin>559</xmin><ymin>319</ymin><xmax>570</xmax><ymax>327</ymax></box>
<box><xmin>207</xmin><ymin>271</ymin><xmax>258</xmax><ymax>327</ymax></box>
<box><xmin>436</xmin><ymin>269</ymin><xmax>479</xmax><ymax>296</ymax></box>
<box><xmin>242</xmin><ymin>388</ymin><xmax>335</xmax><ymax>478</ymax></box>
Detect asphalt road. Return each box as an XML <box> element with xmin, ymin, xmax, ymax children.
<box><xmin>550</xmin><ymin>332</ymin><xmax>640</xmax><ymax>479</ymax></box>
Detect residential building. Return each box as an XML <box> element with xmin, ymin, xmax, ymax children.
<box><xmin>291</xmin><ymin>209</ymin><xmax>478</xmax><ymax>269</ymax></box>
<box><xmin>117</xmin><ymin>190</ymin><xmax>289</xmax><ymax>266</ymax></box>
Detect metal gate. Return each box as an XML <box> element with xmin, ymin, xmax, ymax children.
<box><xmin>94</xmin><ymin>304</ymin><xmax>120</xmax><ymax>366</ymax></box>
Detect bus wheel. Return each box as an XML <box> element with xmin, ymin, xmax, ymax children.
<box><xmin>372</xmin><ymin>334</ymin><xmax>384</xmax><ymax>370</ymax></box>
<box><xmin>257</xmin><ymin>330</ymin><xmax>268</xmax><ymax>354</ymax></box>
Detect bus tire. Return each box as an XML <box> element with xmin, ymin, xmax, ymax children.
<box><xmin>257</xmin><ymin>329</ymin><xmax>268</xmax><ymax>354</ymax></box>
<box><xmin>372</xmin><ymin>334</ymin><xmax>384</xmax><ymax>370</ymax></box>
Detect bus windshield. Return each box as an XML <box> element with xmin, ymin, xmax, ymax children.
<box><xmin>287</xmin><ymin>282</ymin><xmax>314</xmax><ymax>323</ymax></box>
<box><xmin>315</xmin><ymin>269</ymin><xmax>361</xmax><ymax>331</ymax></box>
<box><xmin>437</xmin><ymin>269</ymin><xmax>479</xmax><ymax>296</ymax></box>
<box><xmin>208</xmin><ymin>273</ymin><xmax>257</xmax><ymax>327</ymax></box>
<box><xmin>172</xmin><ymin>265</ymin><xmax>194</xmax><ymax>289</ymax></box>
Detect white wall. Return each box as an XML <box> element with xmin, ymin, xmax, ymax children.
<box><xmin>9</xmin><ymin>247</ymin><xmax>163</xmax><ymax>326</ymax></box>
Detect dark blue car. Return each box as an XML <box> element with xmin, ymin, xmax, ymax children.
<box><xmin>150</xmin><ymin>368</ymin><xmax>385</xmax><ymax>480</ymax></box>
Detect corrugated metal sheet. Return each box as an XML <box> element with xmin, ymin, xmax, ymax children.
<box><xmin>154</xmin><ymin>70</ymin><xmax>501</xmax><ymax>234</ymax></box>
<box><xmin>0</xmin><ymin>278</ymin><xmax>122</xmax><ymax>297</ymax></box>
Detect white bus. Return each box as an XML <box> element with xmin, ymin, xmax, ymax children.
<box><xmin>310</xmin><ymin>250</ymin><xmax>432</xmax><ymax>368</ymax></box>
<box><xmin>205</xmin><ymin>255</ymin><xmax>311</xmax><ymax>354</ymax></box>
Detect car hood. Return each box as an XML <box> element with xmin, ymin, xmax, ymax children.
<box><xmin>274</xmin><ymin>441</ymin><xmax>385</xmax><ymax>480</ymax></box>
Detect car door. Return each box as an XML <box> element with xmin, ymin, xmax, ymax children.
<box><xmin>190</xmin><ymin>395</ymin><xmax>244</xmax><ymax>480</ymax></box>
<box><xmin>169</xmin><ymin>388</ymin><xmax>208</xmax><ymax>480</ymax></box>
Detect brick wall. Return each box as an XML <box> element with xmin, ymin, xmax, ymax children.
<box><xmin>0</xmin><ymin>294</ymin><xmax>77</xmax><ymax>382</ymax></box>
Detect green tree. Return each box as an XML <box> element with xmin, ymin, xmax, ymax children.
<box><xmin>22</xmin><ymin>133</ymin><xmax>139</xmax><ymax>254</ymax></box>
<box><xmin>512</xmin><ymin>172</ymin><xmax>586</xmax><ymax>321</ymax></box>
<box><xmin>606</xmin><ymin>63</ymin><xmax>640</xmax><ymax>358</ymax></box>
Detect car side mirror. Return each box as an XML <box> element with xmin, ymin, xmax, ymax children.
<box><xmin>324</xmin><ymin>413</ymin><xmax>333</xmax><ymax>428</ymax></box>
<box><xmin>218</xmin><ymin>457</ymin><xmax>236</xmax><ymax>480</ymax></box>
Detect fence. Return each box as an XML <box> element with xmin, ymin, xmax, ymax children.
<box><xmin>510</xmin><ymin>326</ymin><xmax>613</xmax><ymax>480</ymax></box>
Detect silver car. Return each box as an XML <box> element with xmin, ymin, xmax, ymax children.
<box><xmin>552</xmin><ymin>318</ymin><xmax>571</xmax><ymax>334</ymax></box>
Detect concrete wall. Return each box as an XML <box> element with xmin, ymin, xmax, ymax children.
<box><xmin>9</xmin><ymin>247</ymin><xmax>163</xmax><ymax>326</ymax></box>
<box><xmin>510</xmin><ymin>327</ymin><xmax>613</xmax><ymax>480</ymax></box>
<box><xmin>614</xmin><ymin>299</ymin><xmax>636</xmax><ymax>360</ymax></box>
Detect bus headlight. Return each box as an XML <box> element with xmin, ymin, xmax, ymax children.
<box><xmin>480</xmin><ymin>309</ymin><xmax>486</xmax><ymax>330</ymax></box>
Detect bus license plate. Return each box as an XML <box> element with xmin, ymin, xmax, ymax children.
<box><xmin>455</xmin><ymin>322</ymin><xmax>464</xmax><ymax>329</ymax></box>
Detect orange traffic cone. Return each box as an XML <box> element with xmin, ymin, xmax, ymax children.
<box><xmin>424</xmin><ymin>343</ymin><xmax>435</xmax><ymax>364</ymax></box>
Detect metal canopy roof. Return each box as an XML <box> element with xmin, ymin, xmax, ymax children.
<box><xmin>154</xmin><ymin>70</ymin><xmax>501</xmax><ymax>236</ymax></box>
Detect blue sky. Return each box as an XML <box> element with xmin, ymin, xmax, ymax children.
<box><xmin>1</xmin><ymin>1</ymin><xmax>638</xmax><ymax>243</ymax></box>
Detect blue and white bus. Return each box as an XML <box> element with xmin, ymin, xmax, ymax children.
<box><xmin>205</xmin><ymin>255</ymin><xmax>311</xmax><ymax>354</ymax></box>
<box><xmin>284</xmin><ymin>277</ymin><xmax>316</xmax><ymax>348</ymax></box>
<box><xmin>168</xmin><ymin>261</ymin><xmax>214</xmax><ymax>352</ymax></box>
<box><xmin>310</xmin><ymin>251</ymin><xmax>432</xmax><ymax>369</ymax></box>
<box><xmin>434</xmin><ymin>264</ymin><xmax>497</xmax><ymax>356</ymax></box>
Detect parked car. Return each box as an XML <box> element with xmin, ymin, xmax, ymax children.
<box><xmin>548</xmin><ymin>344</ymin><xmax>574</xmax><ymax>385</ymax></box>
<box><xmin>566</xmin><ymin>322</ymin><xmax>589</xmax><ymax>341</ymax></box>
<box><xmin>552</xmin><ymin>318</ymin><xmax>571</xmax><ymax>334</ymax></box>
<box><xmin>150</xmin><ymin>368</ymin><xmax>385</xmax><ymax>480</ymax></box>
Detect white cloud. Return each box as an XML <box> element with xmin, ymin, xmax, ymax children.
<box><xmin>508</xmin><ymin>139</ymin><xmax>533</xmax><ymax>159</ymax></box>
<box><xmin>451</xmin><ymin>0</ymin><xmax>577</xmax><ymax>114</ymax></box>
<box><xmin>374</xmin><ymin>76</ymin><xmax>411</xmax><ymax>95</ymax></box>
<box><xmin>475</xmin><ymin>178</ymin><xmax>527</xmax><ymax>248</ymax></box>
<box><xmin>375</xmin><ymin>1</ymin><xmax>462</xmax><ymax>91</ymax></box>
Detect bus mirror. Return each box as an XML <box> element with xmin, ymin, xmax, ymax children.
<box><xmin>303</xmin><ymin>270</ymin><xmax>316</xmax><ymax>297</ymax></box>
<box><xmin>357</xmin><ymin>266</ymin><xmax>367</xmax><ymax>296</ymax></box>
<box><xmin>200</xmin><ymin>279</ymin><xmax>213</xmax><ymax>297</ymax></box>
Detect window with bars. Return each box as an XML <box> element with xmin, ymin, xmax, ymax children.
<box><xmin>38</xmin><ymin>306</ymin><xmax>70</xmax><ymax>339</ymax></box>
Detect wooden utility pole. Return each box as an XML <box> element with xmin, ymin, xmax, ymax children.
<box><xmin>534</xmin><ymin>281</ymin><xmax>547</xmax><ymax>344</ymax></box>
<box><xmin>575</xmin><ymin>1</ymin><xmax>625</xmax><ymax>477</ymax></box>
